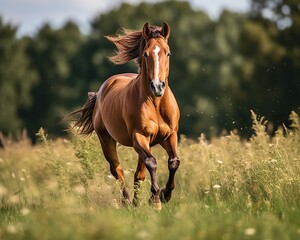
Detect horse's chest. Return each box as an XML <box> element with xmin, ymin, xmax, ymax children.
<box><xmin>158</xmin><ymin>121</ymin><xmax>172</xmax><ymax>137</ymax></box>
<box><xmin>144</xmin><ymin>119</ymin><xmax>173</xmax><ymax>142</ymax></box>
<box><xmin>140</xmin><ymin>101</ymin><xmax>177</xmax><ymax>143</ymax></box>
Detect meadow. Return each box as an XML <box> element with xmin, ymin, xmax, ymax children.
<box><xmin>0</xmin><ymin>111</ymin><xmax>299</xmax><ymax>240</ymax></box>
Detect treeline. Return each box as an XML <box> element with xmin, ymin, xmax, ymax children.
<box><xmin>0</xmin><ymin>0</ymin><xmax>299</xmax><ymax>140</ymax></box>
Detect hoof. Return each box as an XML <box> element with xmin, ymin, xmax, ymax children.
<box><xmin>153</xmin><ymin>202</ymin><xmax>162</xmax><ymax>211</ymax></box>
<box><xmin>148</xmin><ymin>196</ymin><xmax>162</xmax><ymax>210</ymax></box>
<box><xmin>160</xmin><ymin>189</ymin><xmax>172</xmax><ymax>203</ymax></box>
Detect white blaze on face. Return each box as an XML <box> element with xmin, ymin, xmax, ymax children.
<box><xmin>153</xmin><ymin>45</ymin><xmax>160</xmax><ymax>84</ymax></box>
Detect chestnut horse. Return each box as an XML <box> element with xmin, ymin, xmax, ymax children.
<box><xmin>71</xmin><ymin>22</ymin><xmax>180</xmax><ymax>209</ymax></box>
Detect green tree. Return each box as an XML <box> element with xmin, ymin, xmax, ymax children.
<box><xmin>24</xmin><ymin>21</ymin><xmax>85</xmax><ymax>137</ymax></box>
<box><xmin>0</xmin><ymin>17</ymin><xmax>37</xmax><ymax>136</ymax></box>
<box><xmin>248</xmin><ymin>0</ymin><xmax>300</xmax><ymax>131</ymax></box>
<box><xmin>89</xmin><ymin>1</ymin><xmax>213</xmax><ymax>136</ymax></box>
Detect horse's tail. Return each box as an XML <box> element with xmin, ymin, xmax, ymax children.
<box><xmin>69</xmin><ymin>92</ymin><xmax>97</xmax><ymax>135</ymax></box>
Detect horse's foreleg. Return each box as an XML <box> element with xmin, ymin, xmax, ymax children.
<box><xmin>133</xmin><ymin>133</ymin><xmax>161</xmax><ymax>210</ymax></box>
<box><xmin>97</xmin><ymin>131</ymin><xmax>130</xmax><ymax>204</ymax></box>
<box><xmin>160</xmin><ymin>158</ymin><xmax>180</xmax><ymax>202</ymax></box>
<box><xmin>160</xmin><ymin>133</ymin><xmax>180</xmax><ymax>203</ymax></box>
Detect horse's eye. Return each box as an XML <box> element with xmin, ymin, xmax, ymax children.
<box><xmin>167</xmin><ymin>52</ymin><xmax>171</xmax><ymax>57</ymax></box>
<box><xmin>143</xmin><ymin>52</ymin><xmax>149</xmax><ymax>57</ymax></box>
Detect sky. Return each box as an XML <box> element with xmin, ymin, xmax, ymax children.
<box><xmin>1</xmin><ymin>0</ymin><xmax>250</xmax><ymax>36</ymax></box>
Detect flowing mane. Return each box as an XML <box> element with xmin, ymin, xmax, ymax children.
<box><xmin>105</xmin><ymin>25</ymin><xmax>164</xmax><ymax>71</ymax></box>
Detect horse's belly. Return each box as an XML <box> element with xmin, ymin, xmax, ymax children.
<box><xmin>103</xmin><ymin>116</ymin><xmax>132</xmax><ymax>147</ymax></box>
<box><xmin>111</xmin><ymin>131</ymin><xmax>132</xmax><ymax>147</ymax></box>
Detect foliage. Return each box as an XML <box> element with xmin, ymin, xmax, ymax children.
<box><xmin>0</xmin><ymin>17</ymin><xmax>37</xmax><ymax>135</ymax></box>
<box><xmin>0</xmin><ymin>0</ymin><xmax>299</xmax><ymax>139</ymax></box>
<box><xmin>69</xmin><ymin>127</ymin><xmax>106</xmax><ymax>180</ymax></box>
<box><xmin>249</xmin><ymin>0</ymin><xmax>300</xmax><ymax>128</ymax></box>
<box><xmin>22</xmin><ymin>22</ymin><xmax>85</xmax><ymax>138</ymax></box>
<box><xmin>0</xmin><ymin>112</ymin><xmax>299</xmax><ymax>239</ymax></box>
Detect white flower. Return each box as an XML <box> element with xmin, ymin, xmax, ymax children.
<box><xmin>21</xmin><ymin>208</ymin><xmax>30</xmax><ymax>216</ymax></box>
<box><xmin>73</xmin><ymin>185</ymin><xmax>85</xmax><ymax>195</ymax></box>
<box><xmin>213</xmin><ymin>184</ymin><xmax>221</xmax><ymax>189</ymax></box>
<box><xmin>7</xmin><ymin>224</ymin><xmax>17</xmax><ymax>234</ymax></box>
<box><xmin>136</xmin><ymin>230</ymin><xmax>149</xmax><ymax>240</ymax></box>
<box><xmin>244</xmin><ymin>228</ymin><xmax>256</xmax><ymax>236</ymax></box>
<box><xmin>217</xmin><ymin>160</ymin><xmax>223</xmax><ymax>165</ymax></box>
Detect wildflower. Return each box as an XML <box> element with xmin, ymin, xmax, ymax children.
<box><xmin>73</xmin><ymin>185</ymin><xmax>85</xmax><ymax>195</ymax></box>
<box><xmin>8</xmin><ymin>195</ymin><xmax>19</xmax><ymax>204</ymax></box>
<box><xmin>21</xmin><ymin>208</ymin><xmax>30</xmax><ymax>216</ymax></box>
<box><xmin>136</xmin><ymin>230</ymin><xmax>150</xmax><ymax>240</ymax></box>
<box><xmin>244</xmin><ymin>228</ymin><xmax>256</xmax><ymax>236</ymax></box>
<box><xmin>217</xmin><ymin>160</ymin><xmax>223</xmax><ymax>165</ymax></box>
<box><xmin>7</xmin><ymin>224</ymin><xmax>17</xmax><ymax>234</ymax></box>
<box><xmin>213</xmin><ymin>184</ymin><xmax>221</xmax><ymax>189</ymax></box>
<box><xmin>0</xmin><ymin>185</ymin><xmax>8</xmax><ymax>197</ymax></box>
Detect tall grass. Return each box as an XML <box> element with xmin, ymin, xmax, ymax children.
<box><xmin>0</xmin><ymin>112</ymin><xmax>299</xmax><ymax>239</ymax></box>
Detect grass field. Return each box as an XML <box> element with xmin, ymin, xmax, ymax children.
<box><xmin>0</xmin><ymin>111</ymin><xmax>300</xmax><ymax>240</ymax></box>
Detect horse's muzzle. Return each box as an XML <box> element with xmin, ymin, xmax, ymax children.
<box><xmin>150</xmin><ymin>80</ymin><xmax>165</xmax><ymax>97</ymax></box>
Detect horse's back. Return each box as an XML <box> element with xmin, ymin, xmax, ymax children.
<box><xmin>98</xmin><ymin>73</ymin><xmax>137</xmax><ymax>96</ymax></box>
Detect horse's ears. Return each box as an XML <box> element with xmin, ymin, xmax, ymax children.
<box><xmin>143</xmin><ymin>22</ymin><xmax>170</xmax><ymax>40</ymax></box>
<box><xmin>143</xmin><ymin>23</ymin><xmax>151</xmax><ymax>39</ymax></box>
<box><xmin>161</xmin><ymin>22</ymin><xmax>170</xmax><ymax>40</ymax></box>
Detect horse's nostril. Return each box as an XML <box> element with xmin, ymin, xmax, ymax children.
<box><xmin>161</xmin><ymin>82</ymin><xmax>165</xmax><ymax>89</ymax></box>
<box><xmin>150</xmin><ymin>81</ymin><xmax>155</xmax><ymax>90</ymax></box>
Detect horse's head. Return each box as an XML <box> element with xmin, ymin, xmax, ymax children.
<box><xmin>142</xmin><ymin>22</ymin><xmax>171</xmax><ymax>97</ymax></box>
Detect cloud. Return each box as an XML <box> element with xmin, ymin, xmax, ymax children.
<box><xmin>0</xmin><ymin>0</ymin><xmax>249</xmax><ymax>36</ymax></box>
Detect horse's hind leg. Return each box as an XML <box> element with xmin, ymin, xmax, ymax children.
<box><xmin>160</xmin><ymin>133</ymin><xmax>180</xmax><ymax>203</ymax></box>
<box><xmin>96</xmin><ymin>131</ymin><xmax>130</xmax><ymax>204</ymax></box>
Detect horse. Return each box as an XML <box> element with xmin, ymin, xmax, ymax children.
<box><xmin>70</xmin><ymin>22</ymin><xmax>180</xmax><ymax>210</ymax></box>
